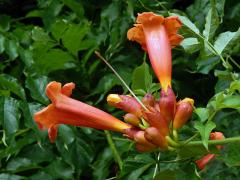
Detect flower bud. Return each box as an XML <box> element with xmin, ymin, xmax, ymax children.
<box><xmin>142</xmin><ymin>93</ymin><xmax>155</xmax><ymax>107</ymax></box>
<box><xmin>144</xmin><ymin>127</ymin><xmax>168</xmax><ymax>150</ymax></box>
<box><xmin>144</xmin><ymin>108</ymin><xmax>169</xmax><ymax>136</ymax></box>
<box><xmin>159</xmin><ymin>87</ymin><xmax>176</xmax><ymax>124</ymax></box>
<box><xmin>173</xmin><ymin>98</ymin><xmax>194</xmax><ymax>130</ymax></box>
<box><xmin>195</xmin><ymin>154</ymin><xmax>216</xmax><ymax>170</ymax></box>
<box><xmin>107</xmin><ymin>94</ymin><xmax>142</xmax><ymax>117</ymax></box>
<box><xmin>210</xmin><ymin>132</ymin><xmax>225</xmax><ymax>150</ymax></box>
<box><xmin>124</xmin><ymin>113</ymin><xmax>140</xmax><ymax>127</ymax></box>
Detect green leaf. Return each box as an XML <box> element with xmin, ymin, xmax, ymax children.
<box><xmin>62</xmin><ymin>23</ymin><xmax>90</xmax><ymax>56</ymax></box>
<box><xmin>181</xmin><ymin>38</ymin><xmax>200</xmax><ymax>53</ymax></box>
<box><xmin>131</xmin><ymin>62</ymin><xmax>152</xmax><ymax>91</ymax></box>
<box><xmin>51</xmin><ymin>20</ymin><xmax>68</xmax><ymax>41</ymax></box>
<box><xmin>222</xmin><ymin>142</ymin><xmax>240</xmax><ymax>167</ymax></box>
<box><xmin>25</xmin><ymin>76</ymin><xmax>49</xmax><ymax>104</ymax></box>
<box><xmin>33</xmin><ymin>49</ymin><xmax>76</xmax><ymax>74</ymax></box>
<box><xmin>0</xmin><ymin>173</ymin><xmax>23</xmax><ymax>180</ymax></box>
<box><xmin>0</xmin><ymin>97</ymin><xmax>20</xmax><ymax>136</ymax></box>
<box><xmin>126</xmin><ymin>163</ymin><xmax>153</xmax><ymax>180</ymax></box>
<box><xmin>44</xmin><ymin>159</ymin><xmax>74</xmax><ymax>179</ymax></box>
<box><xmin>216</xmin><ymin>95</ymin><xmax>240</xmax><ymax>109</ymax></box>
<box><xmin>31</xmin><ymin>27</ymin><xmax>51</xmax><ymax>42</ymax></box>
<box><xmin>194</xmin><ymin>121</ymin><xmax>216</xmax><ymax>150</ymax></box>
<box><xmin>203</xmin><ymin>0</ymin><xmax>219</xmax><ymax>41</ymax></box>
<box><xmin>0</xmin><ymin>15</ymin><xmax>10</xmax><ymax>31</ymax></box>
<box><xmin>93</xmin><ymin>148</ymin><xmax>114</xmax><ymax>180</ymax></box>
<box><xmin>0</xmin><ymin>34</ymin><xmax>5</xmax><ymax>53</ymax></box>
<box><xmin>171</xmin><ymin>13</ymin><xmax>200</xmax><ymax>36</ymax></box>
<box><xmin>20</xmin><ymin>102</ymin><xmax>42</xmax><ymax>132</ymax></box>
<box><xmin>214</xmin><ymin>70</ymin><xmax>233</xmax><ymax>93</ymax></box>
<box><xmin>195</xmin><ymin>108</ymin><xmax>209</xmax><ymax>122</ymax></box>
<box><xmin>214</xmin><ymin>28</ymin><xmax>240</xmax><ymax>55</ymax></box>
<box><xmin>229</xmin><ymin>80</ymin><xmax>240</xmax><ymax>93</ymax></box>
<box><xmin>58</xmin><ymin>125</ymin><xmax>75</xmax><ymax>145</ymax></box>
<box><xmin>196</xmin><ymin>55</ymin><xmax>220</xmax><ymax>74</ymax></box>
<box><xmin>62</xmin><ymin>0</ymin><xmax>84</xmax><ymax>18</ymax></box>
<box><xmin>0</xmin><ymin>74</ymin><xmax>26</xmax><ymax>100</ymax></box>
<box><xmin>5</xmin><ymin>39</ymin><xmax>19</xmax><ymax>60</ymax></box>
<box><xmin>154</xmin><ymin>170</ymin><xmax>177</xmax><ymax>180</ymax></box>
<box><xmin>6</xmin><ymin>157</ymin><xmax>39</xmax><ymax>173</ymax></box>
<box><xmin>177</xmin><ymin>145</ymin><xmax>218</xmax><ymax>160</ymax></box>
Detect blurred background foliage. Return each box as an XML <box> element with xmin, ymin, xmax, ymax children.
<box><xmin>0</xmin><ymin>0</ymin><xmax>240</xmax><ymax>179</ymax></box>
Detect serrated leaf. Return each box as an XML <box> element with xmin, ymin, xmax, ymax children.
<box><xmin>181</xmin><ymin>38</ymin><xmax>200</xmax><ymax>53</ymax></box>
<box><xmin>171</xmin><ymin>13</ymin><xmax>200</xmax><ymax>36</ymax></box>
<box><xmin>51</xmin><ymin>20</ymin><xmax>68</xmax><ymax>41</ymax></box>
<box><xmin>0</xmin><ymin>74</ymin><xmax>26</xmax><ymax>100</ymax></box>
<box><xmin>62</xmin><ymin>23</ymin><xmax>89</xmax><ymax>56</ymax></box>
<box><xmin>33</xmin><ymin>49</ymin><xmax>76</xmax><ymax>74</ymax></box>
<box><xmin>214</xmin><ymin>28</ymin><xmax>240</xmax><ymax>55</ymax></box>
<box><xmin>25</xmin><ymin>76</ymin><xmax>49</xmax><ymax>104</ymax></box>
<box><xmin>203</xmin><ymin>1</ymin><xmax>219</xmax><ymax>41</ymax></box>
<box><xmin>0</xmin><ymin>97</ymin><xmax>20</xmax><ymax>136</ymax></box>
<box><xmin>131</xmin><ymin>62</ymin><xmax>152</xmax><ymax>91</ymax></box>
<box><xmin>194</xmin><ymin>121</ymin><xmax>216</xmax><ymax>150</ymax></box>
<box><xmin>195</xmin><ymin>108</ymin><xmax>209</xmax><ymax>122</ymax></box>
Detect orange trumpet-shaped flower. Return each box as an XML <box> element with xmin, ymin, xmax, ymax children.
<box><xmin>34</xmin><ymin>81</ymin><xmax>131</xmax><ymax>142</ymax></box>
<box><xmin>195</xmin><ymin>132</ymin><xmax>225</xmax><ymax>170</ymax></box>
<box><xmin>128</xmin><ymin>12</ymin><xmax>183</xmax><ymax>91</ymax></box>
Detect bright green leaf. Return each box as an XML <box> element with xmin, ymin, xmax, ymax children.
<box><xmin>181</xmin><ymin>38</ymin><xmax>200</xmax><ymax>53</ymax></box>
<box><xmin>203</xmin><ymin>0</ymin><xmax>219</xmax><ymax>41</ymax></box>
<box><xmin>195</xmin><ymin>108</ymin><xmax>209</xmax><ymax>122</ymax></box>
<box><xmin>132</xmin><ymin>62</ymin><xmax>152</xmax><ymax>91</ymax></box>
<box><xmin>214</xmin><ymin>28</ymin><xmax>240</xmax><ymax>55</ymax></box>
<box><xmin>194</xmin><ymin>121</ymin><xmax>216</xmax><ymax>150</ymax></box>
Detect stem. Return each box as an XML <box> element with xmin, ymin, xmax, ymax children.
<box><xmin>153</xmin><ymin>152</ymin><xmax>161</xmax><ymax>179</ymax></box>
<box><xmin>95</xmin><ymin>51</ymin><xmax>148</xmax><ymax>111</ymax></box>
<box><xmin>104</xmin><ymin>130</ymin><xmax>123</xmax><ymax>171</ymax></box>
<box><xmin>182</xmin><ymin>136</ymin><xmax>240</xmax><ymax>147</ymax></box>
<box><xmin>228</xmin><ymin>56</ymin><xmax>240</xmax><ymax>69</ymax></box>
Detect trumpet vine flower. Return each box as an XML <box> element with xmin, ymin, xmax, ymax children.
<box><xmin>34</xmin><ymin>81</ymin><xmax>131</xmax><ymax>142</ymax></box>
<box><xmin>127</xmin><ymin>12</ymin><xmax>183</xmax><ymax>91</ymax></box>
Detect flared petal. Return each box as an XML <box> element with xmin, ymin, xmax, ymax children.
<box><xmin>127</xmin><ymin>12</ymin><xmax>183</xmax><ymax>91</ymax></box>
<box><xmin>34</xmin><ymin>81</ymin><xmax>132</xmax><ymax>142</ymax></box>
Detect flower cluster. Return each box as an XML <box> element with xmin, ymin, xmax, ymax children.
<box><xmin>34</xmin><ymin>12</ymin><xmax>224</xmax><ymax>169</ymax></box>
